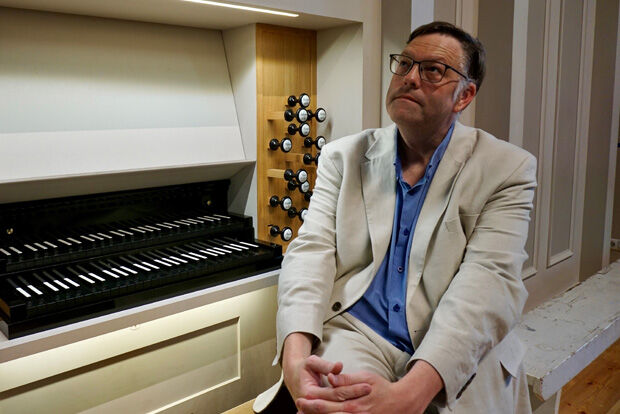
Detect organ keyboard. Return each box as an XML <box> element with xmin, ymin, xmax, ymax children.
<box><xmin>0</xmin><ymin>180</ymin><xmax>282</xmax><ymax>339</ymax></box>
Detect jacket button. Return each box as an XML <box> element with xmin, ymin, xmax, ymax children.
<box><xmin>331</xmin><ymin>302</ymin><xmax>342</xmax><ymax>312</ymax></box>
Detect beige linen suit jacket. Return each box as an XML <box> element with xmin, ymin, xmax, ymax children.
<box><xmin>255</xmin><ymin>122</ymin><xmax>537</xmax><ymax>412</ymax></box>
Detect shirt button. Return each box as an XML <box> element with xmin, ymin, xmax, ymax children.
<box><xmin>393</xmin><ymin>304</ymin><xmax>400</xmax><ymax>312</ymax></box>
<box><xmin>331</xmin><ymin>302</ymin><xmax>342</xmax><ymax>312</ymax></box>
<box><xmin>397</xmin><ymin>266</ymin><xmax>404</xmax><ymax>273</ymax></box>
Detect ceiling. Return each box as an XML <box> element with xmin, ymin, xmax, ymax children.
<box><xmin>0</xmin><ymin>0</ymin><xmax>355</xmax><ymax>30</ymax></box>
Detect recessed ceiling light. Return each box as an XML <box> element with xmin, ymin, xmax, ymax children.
<box><xmin>181</xmin><ymin>0</ymin><xmax>299</xmax><ymax>17</ymax></box>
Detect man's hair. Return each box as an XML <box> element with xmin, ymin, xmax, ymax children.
<box><xmin>408</xmin><ymin>21</ymin><xmax>486</xmax><ymax>91</ymax></box>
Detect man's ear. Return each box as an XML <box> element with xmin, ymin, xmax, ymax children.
<box><xmin>453</xmin><ymin>82</ymin><xmax>477</xmax><ymax>113</ymax></box>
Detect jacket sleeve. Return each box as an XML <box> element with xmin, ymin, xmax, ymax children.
<box><xmin>273</xmin><ymin>145</ymin><xmax>342</xmax><ymax>365</ymax></box>
<box><xmin>410</xmin><ymin>153</ymin><xmax>537</xmax><ymax>407</ymax></box>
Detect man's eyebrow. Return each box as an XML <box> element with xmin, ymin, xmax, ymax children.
<box><xmin>401</xmin><ymin>51</ymin><xmax>450</xmax><ymax>64</ymax></box>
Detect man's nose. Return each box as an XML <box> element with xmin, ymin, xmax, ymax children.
<box><xmin>404</xmin><ymin>62</ymin><xmax>422</xmax><ymax>87</ymax></box>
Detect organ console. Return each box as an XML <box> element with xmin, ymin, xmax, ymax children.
<box><xmin>283</xmin><ymin>168</ymin><xmax>308</xmax><ymax>183</ymax></box>
<box><xmin>0</xmin><ymin>181</ymin><xmax>282</xmax><ymax>339</ymax></box>
<box><xmin>287</xmin><ymin>180</ymin><xmax>310</xmax><ymax>194</ymax></box>
<box><xmin>304</xmin><ymin>136</ymin><xmax>326</xmax><ymax>150</ymax></box>
<box><xmin>307</xmin><ymin>108</ymin><xmax>327</xmax><ymax>122</ymax></box>
<box><xmin>287</xmin><ymin>93</ymin><xmax>310</xmax><ymax>108</ymax></box>
<box><xmin>269</xmin><ymin>195</ymin><xmax>293</xmax><ymax>211</ymax></box>
<box><xmin>303</xmin><ymin>152</ymin><xmax>320</xmax><ymax>165</ymax></box>
<box><xmin>284</xmin><ymin>108</ymin><xmax>309</xmax><ymax>123</ymax></box>
<box><xmin>269</xmin><ymin>137</ymin><xmax>293</xmax><ymax>153</ymax></box>
<box><xmin>287</xmin><ymin>122</ymin><xmax>310</xmax><ymax>137</ymax></box>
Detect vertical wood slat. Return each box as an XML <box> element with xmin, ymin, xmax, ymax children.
<box><xmin>256</xmin><ymin>24</ymin><xmax>317</xmax><ymax>250</ymax></box>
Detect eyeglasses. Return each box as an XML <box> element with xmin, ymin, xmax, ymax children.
<box><xmin>389</xmin><ymin>54</ymin><xmax>470</xmax><ymax>83</ymax></box>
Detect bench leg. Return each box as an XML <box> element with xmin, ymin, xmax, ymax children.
<box><xmin>530</xmin><ymin>389</ymin><xmax>561</xmax><ymax>414</ymax></box>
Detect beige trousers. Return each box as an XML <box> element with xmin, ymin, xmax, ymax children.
<box><xmin>314</xmin><ymin>312</ymin><xmax>532</xmax><ymax>414</ymax></box>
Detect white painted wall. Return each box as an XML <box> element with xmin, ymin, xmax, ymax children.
<box><xmin>317</xmin><ymin>24</ymin><xmax>364</xmax><ymax>140</ymax></box>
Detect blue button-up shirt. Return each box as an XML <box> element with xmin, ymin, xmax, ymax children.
<box><xmin>348</xmin><ymin>124</ymin><xmax>454</xmax><ymax>354</ymax></box>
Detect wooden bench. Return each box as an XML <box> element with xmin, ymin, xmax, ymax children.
<box><xmin>515</xmin><ymin>266</ymin><xmax>620</xmax><ymax>414</ymax></box>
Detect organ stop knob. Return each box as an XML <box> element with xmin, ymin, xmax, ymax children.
<box><xmin>303</xmin><ymin>152</ymin><xmax>320</xmax><ymax>165</ymax></box>
<box><xmin>269</xmin><ymin>225</ymin><xmax>293</xmax><ymax>241</ymax></box>
<box><xmin>284</xmin><ymin>168</ymin><xmax>308</xmax><ymax>183</ymax></box>
<box><xmin>287</xmin><ymin>180</ymin><xmax>311</xmax><ymax>194</ymax></box>
<box><xmin>287</xmin><ymin>93</ymin><xmax>310</xmax><ymax>108</ymax></box>
<box><xmin>284</xmin><ymin>108</ymin><xmax>309</xmax><ymax>123</ymax></box>
<box><xmin>269</xmin><ymin>137</ymin><xmax>292</xmax><ymax>153</ymax></box>
<box><xmin>304</xmin><ymin>136</ymin><xmax>326</xmax><ymax>150</ymax></box>
<box><xmin>269</xmin><ymin>195</ymin><xmax>292</xmax><ymax>211</ymax></box>
<box><xmin>288</xmin><ymin>122</ymin><xmax>310</xmax><ymax>137</ymax></box>
<box><xmin>308</xmin><ymin>108</ymin><xmax>327</xmax><ymax>122</ymax></box>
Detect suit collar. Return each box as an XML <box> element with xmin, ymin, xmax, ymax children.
<box><xmin>361</xmin><ymin>122</ymin><xmax>477</xmax><ymax>275</ymax></box>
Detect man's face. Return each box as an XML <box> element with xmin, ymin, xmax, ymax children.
<box><xmin>386</xmin><ymin>33</ymin><xmax>469</xmax><ymax>130</ymax></box>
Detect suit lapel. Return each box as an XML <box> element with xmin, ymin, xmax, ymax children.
<box><xmin>361</xmin><ymin>125</ymin><xmax>397</xmax><ymax>273</ymax></box>
<box><xmin>408</xmin><ymin>122</ymin><xmax>477</xmax><ymax>277</ymax></box>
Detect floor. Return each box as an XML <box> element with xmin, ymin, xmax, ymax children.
<box><xmin>559</xmin><ymin>338</ymin><xmax>620</xmax><ymax>414</ymax></box>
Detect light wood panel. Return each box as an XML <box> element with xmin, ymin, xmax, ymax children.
<box><xmin>256</xmin><ymin>24</ymin><xmax>318</xmax><ymax>250</ymax></box>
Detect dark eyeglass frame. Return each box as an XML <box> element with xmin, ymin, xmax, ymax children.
<box><xmin>389</xmin><ymin>53</ymin><xmax>470</xmax><ymax>83</ymax></box>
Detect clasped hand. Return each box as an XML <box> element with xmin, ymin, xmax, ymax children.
<box><xmin>285</xmin><ymin>355</ymin><xmax>432</xmax><ymax>414</ymax></box>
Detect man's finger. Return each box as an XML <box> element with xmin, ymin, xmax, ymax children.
<box><xmin>304</xmin><ymin>383</ymin><xmax>371</xmax><ymax>401</ymax></box>
<box><xmin>305</xmin><ymin>355</ymin><xmax>343</xmax><ymax>376</ymax></box>
<box><xmin>296</xmin><ymin>397</ymin><xmax>345</xmax><ymax>414</ymax></box>
<box><xmin>327</xmin><ymin>372</ymin><xmax>371</xmax><ymax>387</ymax></box>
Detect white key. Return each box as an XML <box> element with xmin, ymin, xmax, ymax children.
<box><xmin>221</xmin><ymin>244</ymin><xmax>243</xmax><ymax>252</ymax></box>
<box><xmin>213</xmin><ymin>214</ymin><xmax>230</xmax><ymax>219</ymax></box>
<box><xmin>110</xmin><ymin>267</ymin><xmax>128</xmax><ymax>277</ymax></box>
<box><xmin>232</xmin><ymin>240</ymin><xmax>259</xmax><ymax>248</ymax></box>
<box><xmin>102</xmin><ymin>269</ymin><xmax>120</xmax><ymax>279</ymax></box>
<box><xmin>198</xmin><ymin>216</ymin><xmax>216</xmax><ymax>222</ymax></box>
<box><xmin>67</xmin><ymin>237</ymin><xmax>82</xmax><ymax>244</ymax></box>
<box><xmin>120</xmin><ymin>265</ymin><xmax>137</xmax><ymax>275</ymax></box>
<box><xmin>89</xmin><ymin>234</ymin><xmax>103</xmax><ymax>241</ymax></box>
<box><xmin>16</xmin><ymin>287</ymin><xmax>31</xmax><ymax>298</ymax></box>
<box><xmin>225</xmin><ymin>242</ymin><xmax>249</xmax><ymax>250</ymax></box>
<box><xmin>78</xmin><ymin>274</ymin><xmax>95</xmax><ymax>284</ymax></box>
<box><xmin>58</xmin><ymin>239</ymin><xmax>72</xmax><ymax>246</ymax></box>
<box><xmin>180</xmin><ymin>253</ymin><xmax>200</xmax><ymax>261</ymax></box>
<box><xmin>34</xmin><ymin>242</ymin><xmax>47</xmax><ymax>250</ymax></box>
<box><xmin>167</xmin><ymin>254</ymin><xmax>187</xmax><ymax>264</ymax></box>
<box><xmin>137</xmin><ymin>226</ymin><xmax>153</xmax><ymax>232</ymax></box>
<box><xmin>27</xmin><ymin>284</ymin><xmax>44</xmax><ymax>295</ymax></box>
<box><xmin>89</xmin><ymin>272</ymin><xmax>105</xmax><ymax>282</ymax></box>
<box><xmin>43</xmin><ymin>241</ymin><xmax>58</xmax><ymax>248</ymax></box>
<box><xmin>162</xmin><ymin>222</ymin><xmax>180</xmax><ymax>228</ymax></box>
<box><xmin>155</xmin><ymin>223</ymin><xmax>172</xmax><ymax>229</ymax></box>
<box><xmin>53</xmin><ymin>279</ymin><xmax>70</xmax><ymax>290</ymax></box>
<box><xmin>80</xmin><ymin>235</ymin><xmax>95</xmax><ymax>242</ymax></box>
<box><xmin>24</xmin><ymin>244</ymin><xmax>38</xmax><ymax>252</ymax></box>
<box><xmin>9</xmin><ymin>246</ymin><xmax>23</xmax><ymax>254</ymax></box>
<box><xmin>143</xmin><ymin>225</ymin><xmax>160</xmax><ymax>231</ymax></box>
<box><xmin>64</xmin><ymin>278</ymin><xmax>80</xmax><ymax>288</ymax></box>
<box><xmin>119</xmin><ymin>229</ymin><xmax>133</xmax><ymax>236</ymax></box>
<box><xmin>97</xmin><ymin>233</ymin><xmax>113</xmax><ymax>239</ymax></box>
<box><xmin>174</xmin><ymin>220</ymin><xmax>192</xmax><ymax>227</ymax></box>
<box><xmin>109</xmin><ymin>230</ymin><xmax>125</xmax><ymax>237</ymax></box>
<box><xmin>209</xmin><ymin>246</ymin><xmax>231</xmax><ymax>255</ymax></box>
<box><xmin>130</xmin><ymin>227</ymin><xmax>146</xmax><ymax>234</ymax></box>
<box><xmin>0</xmin><ymin>248</ymin><xmax>11</xmax><ymax>256</ymax></box>
<box><xmin>43</xmin><ymin>281</ymin><xmax>59</xmax><ymax>292</ymax></box>
<box><xmin>185</xmin><ymin>251</ymin><xmax>207</xmax><ymax>259</ymax></box>
<box><xmin>132</xmin><ymin>262</ymin><xmax>151</xmax><ymax>271</ymax></box>
<box><xmin>184</xmin><ymin>218</ymin><xmax>202</xmax><ymax>224</ymax></box>
<box><xmin>194</xmin><ymin>247</ymin><xmax>220</xmax><ymax>257</ymax></box>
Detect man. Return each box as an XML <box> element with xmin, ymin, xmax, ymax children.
<box><xmin>255</xmin><ymin>21</ymin><xmax>535</xmax><ymax>414</ymax></box>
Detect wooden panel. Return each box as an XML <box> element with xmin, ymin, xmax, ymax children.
<box><xmin>547</xmin><ymin>0</ymin><xmax>583</xmax><ymax>265</ymax></box>
<box><xmin>256</xmin><ymin>24</ymin><xmax>318</xmax><ymax>250</ymax></box>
